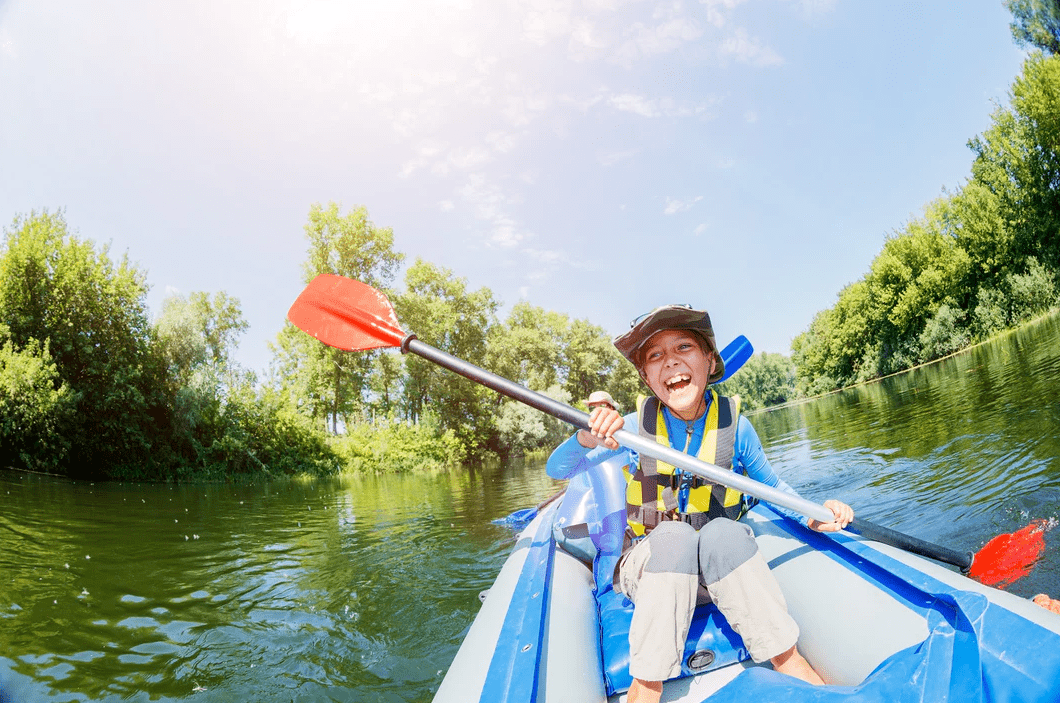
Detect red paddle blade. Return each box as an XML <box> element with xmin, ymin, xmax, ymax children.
<box><xmin>968</xmin><ymin>518</ymin><xmax>1054</xmax><ymax>589</ymax></box>
<box><xmin>287</xmin><ymin>274</ymin><xmax>406</xmax><ymax>351</ymax></box>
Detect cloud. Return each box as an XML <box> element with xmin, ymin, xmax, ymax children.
<box><xmin>399</xmin><ymin>143</ymin><xmax>445</xmax><ymax>178</ymax></box>
<box><xmin>439</xmin><ymin>200</ymin><xmax>455</xmax><ymax>211</ymax></box>
<box><xmin>608</xmin><ymin>93</ymin><xmax>660</xmax><ymax>117</ymax></box>
<box><xmin>664</xmin><ymin>196</ymin><xmax>704</xmax><ymax>215</ymax></box>
<box><xmin>486</xmin><ymin>130</ymin><xmax>520</xmax><ymax>154</ymax></box>
<box><xmin>459</xmin><ymin>174</ymin><xmax>528</xmax><ymax>248</ymax></box>
<box><xmin>699</xmin><ymin>0</ymin><xmax>750</xmax><ymax>28</ymax></box>
<box><xmin>440</xmin><ymin>146</ymin><xmax>493</xmax><ymax>174</ymax></box>
<box><xmin>606</xmin><ymin>92</ymin><xmax>716</xmax><ymax>118</ymax></box>
<box><xmin>501</xmin><ymin>86</ymin><xmax>552</xmax><ymax>127</ymax></box>
<box><xmin>719</xmin><ymin>28</ymin><xmax>784</xmax><ymax>66</ymax></box>
<box><xmin>599</xmin><ymin>148</ymin><xmax>638</xmax><ymax>166</ymax></box>
<box><xmin>781</xmin><ymin>0</ymin><xmax>838</xmax><ymax>15</ymax></box>
<box><xmin>0</xmin><ymin>28</ymin><xmax>15</xmax><ymax>59</ymax></box>
<box><xmin>523</xmin><ymin>247</ymin><xmax>568</xmax><ymax>265</ymax></box>
<box><xmin>694</xmin><ymin>223</ymin><xmax>710</xmax><ymax>235</ymax></box>
<box><xmin>616</xmin><ymin>16</ymin><xmax>703</xmax><ymax>63</ymax></box>
<box><xmin>521</xmin><ymin>0</ymin><xmax>576</xmax><ymax>45</ymax></box>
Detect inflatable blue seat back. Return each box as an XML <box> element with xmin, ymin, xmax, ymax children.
<box><xmin>598</xmin><ymin>587</ymin><xmax>751</xmax><ymax>695</ymax></box>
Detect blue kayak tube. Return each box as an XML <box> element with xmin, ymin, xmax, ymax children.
<box><xmin>433</xmin><ymin>497</ymin><xmax>1060</xmax><ymax>703</ymax></box>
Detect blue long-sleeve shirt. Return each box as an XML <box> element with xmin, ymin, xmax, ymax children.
<box><xmin>546</xmin><ymin>407</ymin><xmax>809</xmax><ymax>526</ymax></box>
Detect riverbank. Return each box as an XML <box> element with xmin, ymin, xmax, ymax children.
<box><xmin>752</xmin><ymin>306</ymin><xmax>1060</xmax><ymax>416</ymax></box>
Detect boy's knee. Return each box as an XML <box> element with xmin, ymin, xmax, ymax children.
<box><xmin>643</xmin><ymin>521</ymin><xmax>698</xmax><ymax>575</ymax></box>
<box><xmin>698</xmin><ymin>518</ymin><xmax>758</xmax><ymax>585</ymax></box>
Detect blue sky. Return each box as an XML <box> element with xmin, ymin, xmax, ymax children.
<box><xmin>0</xmin><ymin>0</ymin><xmax>1029</xmax><ymax>376</ymax></box>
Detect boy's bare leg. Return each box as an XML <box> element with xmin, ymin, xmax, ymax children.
<box><xmin>627</xmin><ymin>678</ymin><xmax>663</xmax><ymax>703</ymax></box>
<box><xmin>770</xmin><ymin>645</ymin><xmax>824</xmax><ymax>685</ymax></box>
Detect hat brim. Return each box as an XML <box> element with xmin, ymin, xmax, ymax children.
<box><xmin>613</xmin><ymin>307</ymin><xmax>725</xmax><ymax>384</ymax></box>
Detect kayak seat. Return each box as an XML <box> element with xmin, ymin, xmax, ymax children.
<box><xmin>598</xmin><ymin>586</ymin><xmax>751</xmax><ymax>695</ymax></box>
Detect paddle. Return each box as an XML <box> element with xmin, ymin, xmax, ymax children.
<box><xmin>290</xmin><ymin>274</ymin><xmax>1000</xmax><ymax>576</ymax></box>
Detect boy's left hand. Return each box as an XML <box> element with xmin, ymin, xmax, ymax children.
<box><xmin>807</xmin><ymin>499</ymin><xmax>854</xmax><ymax>533</ymax></box>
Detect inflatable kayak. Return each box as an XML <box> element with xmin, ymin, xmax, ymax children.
<box><xmin>434</xmin><ymin>478</ymin><xmax>1060</xmax><ymax>703</ymax></box>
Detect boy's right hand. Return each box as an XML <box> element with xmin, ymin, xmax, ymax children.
<box><xmin>577</xmin><ymin>406</ymin><xmax>624</xmax><ymax>450</ymax></box>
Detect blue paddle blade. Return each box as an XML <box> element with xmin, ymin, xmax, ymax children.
<box><xmin>492</xmin><ymin>508</ymin><xmax>537</xmax><ymax>527</ymax></box>
<box><xmin>719</xmin><ymin>335</ymin><xmax>753</xmax><ymax>382</ymax></box>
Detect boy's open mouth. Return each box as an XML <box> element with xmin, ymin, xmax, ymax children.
<box><xmin>665</xmin><ymin>373</ymin><xmax>692</xmax><ymax>392</ymax></box>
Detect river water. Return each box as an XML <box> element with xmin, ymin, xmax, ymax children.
<box><xmin>2</xmin><ymin>312</ymin><xmax>1059</xmax><ymax>702</ymax></box>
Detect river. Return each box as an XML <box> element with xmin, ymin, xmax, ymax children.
<box><xmin>2</xmin><ymin>312</ymin><xmax>1059</xmax><ymax>701</ymax></box>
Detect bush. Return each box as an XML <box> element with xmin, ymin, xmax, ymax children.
<box><xmin>331</xmin><ymin>416</ymin><xmax>464</xmax><ymax>473</ymax></box>
<box><xmin>189</xmin><ymin>384</ymin><xmax>340</xmax><ymax>479</ymax></box>
<box><xmin>919</xmin><ymin>304</ymin><xmax>971</xmax><ymax>361</ymax></box>
<box><xmin>495</xmin><ymin>385</ymin><xmax>572</xmax><ymax>456</ymax></box>
<box><xmin>1008</xmin><ymin>257</ymin><xmax>1058</xmax><ymax>323</ymax></box>
<box><xmin>973</xmin><ymin>286</ymin><xmax>1010</xmax><ymax>338</ymax></box>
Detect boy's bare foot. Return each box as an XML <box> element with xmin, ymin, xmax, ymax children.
<box><xmin>628</xmin><ymin>678</ymin><xmax>663</xmax><ymax>703</ymax></box>
<box><xmin>770</xmin><ymin>645</ymin><xmax>825</xmax><ymax>685</ymax></box>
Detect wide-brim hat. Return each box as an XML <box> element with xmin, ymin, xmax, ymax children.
<box><xmin>613</xmin><ymin>305</ymin><xmax>724</xmax><ymax>383</ymax></box>
<box><xmin>585</xmin><ymin>390</ymin><xmax>620</xmax><ymax>410</ymax></box>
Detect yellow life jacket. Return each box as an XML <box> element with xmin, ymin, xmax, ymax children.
<box><xmin>624</xmin><ymin>389</ymin><xmax>744</xmax><ymax>537</ymax></box>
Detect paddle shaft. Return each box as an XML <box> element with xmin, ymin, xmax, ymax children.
<box><xmin>400</xmin><ymin>335</ymin><xmax>973</xmax><ymax>571</ymax></box>
<box><xmin>535</xmin><ymin>488</ymin><xmax>567</xmax><ymax>512</ymax></box>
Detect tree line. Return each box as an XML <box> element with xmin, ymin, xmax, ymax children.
<box><xmin>0</xmin><ymin>211</ymin><xmax>341</xmax><ymax>480</ymax></box>
<box><xmin>0</xmin><ymin>205</ymin><xmax>651</xmax><ymax>480</ymax></box>
<box><xmin>790</xmin><ymin>38</ymin><xmax>1060</xmax><ymax>394</ymax></box>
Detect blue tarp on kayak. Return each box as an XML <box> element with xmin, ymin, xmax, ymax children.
<box><xmin>703</xmin><ymin>512</ymin><xmax>1060</xmax><ymax>703</ymax></box>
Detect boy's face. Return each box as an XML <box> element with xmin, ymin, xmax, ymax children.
<box><xmin>639</xmin><ymin>329</ymin><xmax>715</xmax><ymax>421</ymax></box>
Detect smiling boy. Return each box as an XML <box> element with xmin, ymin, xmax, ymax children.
<box><xmin>546</xmin><ymin>305</ymin><xmax>853</xmax><ymax>703</ymax></box>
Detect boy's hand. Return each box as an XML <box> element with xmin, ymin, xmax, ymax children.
<box><xmin>808</xmin><ymin>499</ymin><xmax>854</xmax><ymax>532</ymax></box>
<box><xmin>577</xmin><ymin>406</ymin><xmax>624</xmax><ymax>450</ymax></box>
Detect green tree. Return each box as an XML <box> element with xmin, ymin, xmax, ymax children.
<box><xmin>367</xmin><ymin>351</ymin><xmax>404</xmax><ymax>419</ymax></box>
<box><xmin>792</xmin><ymin>198</ymin><xmax>974</xmax><ymax>391</ymax></box>
<box><xmin>971</xmin><ymin>257</ymin><xmax>1059</xmax><ymax>336</ymax></box>
<box><xmin>1006</xmin><ymin>0</ymin><xmax>1060</xmax><ymax>53</ymax></box>
<box><xmin>969</xmin><ymin>54</ymin><xmax>1060</xmax><ymax>270</ymax></box>
<box><xmin>947</xmin><ymin>182</ymin><xmax>1012</xmax><ymax>293</ymax></box>
<box><xmin>0</xmin><ymin>329</ymin><xmax>76</xmax><ymax>471</ymax></box>
<box><xmin>0</xmin><ymin>211</ymin><xmax>170</xmax><ymax>478</ymax></box>
<box><xmin>271</xmin><ymin>203</ymin><xmax>404</xmax><ymax>433</ymax></box>
<box><xmin>487</xmin><ymin>302</ymin><xmax>567</xmax><ymax>391</ymax></box>
<box><xmin>393</xmin><ymin>259</ymin><xmax>498</xmax><ymax>456</ymax></box>
<box><xmin>562</xmin><ymin>318</ymin><xmax>628</xmax><ymax>408</ymax></box>
<box><xmin>716</xmin><ymin>352</ymin><xmax>797</xmax><ymax>411</ymax></box>
<box><xmin>791</xmin><ymin>54</ymin><xmax>1060</xmax><ymax>393</ymax></box>
<box><xmin>918</xmin><ymin>303</ymin><xmax>971</xmax><ymax>361</ymax></box>
<box><xmin>156</xmin><ymin>291</ymin><xmax>248</xmax><ymax>383</ymax></box>
<box><xmin>155</xmin><ymin>289</ymin><xmax>264</xmax><ymax>474</ymax></box>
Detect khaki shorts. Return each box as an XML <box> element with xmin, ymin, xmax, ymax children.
<box><xmin>617</xmin><ymin>519</ymin><xmax>799</xmax><ymax>680</ymax></box>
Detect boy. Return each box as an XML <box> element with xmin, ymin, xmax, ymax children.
<box><xmin>546</xmin><ymin>305</ymin><xmax>853</xmax><ymax>703</ymax></box>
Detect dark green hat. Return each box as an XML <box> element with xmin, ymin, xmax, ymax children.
<box><xmin>613</xmin><ymin>305</ymin><xmax>724</xmax><ymax>383</ymax></box>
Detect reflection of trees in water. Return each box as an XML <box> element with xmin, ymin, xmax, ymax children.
<box><xmin>754</xmin><ymin>311</ymin><xmax>1060</xmax><ymax>526</ymax></box>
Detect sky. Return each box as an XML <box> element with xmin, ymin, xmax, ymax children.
<box><xmin>0</xmin><ymin>0</ymin><xmax>1030</xmax><ymax>377</ymax></box>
